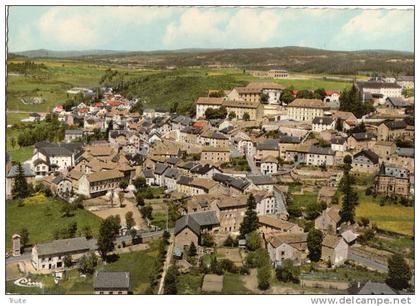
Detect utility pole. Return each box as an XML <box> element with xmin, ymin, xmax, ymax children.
<box><xmin>166</xmin><ymin>201</ymin><xmax>169</xmax><ymax>231</ymax></box>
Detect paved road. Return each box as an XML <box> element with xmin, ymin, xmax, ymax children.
<box><xmin>246</xmin><ymin>153</ymin><xmax>261</xmax><ymax>175</ymax></box>
<box><xmin>348</xmin><ymin>248</ymin><xmax>388</xmax><ymax>273</ymax></box>
<box><xmin>157</xmin><ymin>233</ymin><xmax>174</xmax><ymax>295</ymax></box>
<box><xmin>6</xmin><ymin>249</ymin><xmax>32</xmax><ymax>264</ymax></box>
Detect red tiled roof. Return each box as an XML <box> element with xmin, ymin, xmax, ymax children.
<box><xmin>192</xmin><ymin>121</ymin><xmax>207</xmax><ymax>128</ymax></box>
<box><xmin>325</xmin><ymin>90</ymin><xmax>340</xmax><ymax>96</ymax></box>
<box><xmin>107</xmin><ymin>101</ymin><xmax>123</xmax><ymax>107</ymax></box>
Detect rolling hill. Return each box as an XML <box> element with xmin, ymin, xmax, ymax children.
<box><xmin>9</xmin><ymin>46</ymin><xmax>414</xmax><ymax>75</ymax></box>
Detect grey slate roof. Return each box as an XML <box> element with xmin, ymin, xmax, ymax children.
<box><xmin>37</xmin><ymin>142</ymin><xmax>83</xmax><ymax>157</ymax></box>
<box><xmin>190</xmin><ymin>164</ymin><xmax>217</xmax><ymax>175</ymax></box>
<box><xmin>279</xmin><ymin>135</ymin><xmax>301</xmax><ymax>144</ymax></box>
<box><xmin>189</xmin><ymin>211</ymin><xmax>219</xmax><ymax>227</ymax></box>
<box><xmin>331</xmin><ymin>137</ymin><xmax>346</xmax><ymax>145</ymax></box>
<box><xmin>174</xmin><ymin>211</ymin><xmax>219</xmax><ymax>236</ymax></box>
<box><xmin>177</xmin><ymin>175</ymin><xmax>193</xmax><ymax>185</ymax></box>
<box><xmin>65</xmin><ymin>129</ymin><xmax>83</xmax><ymax>135</ymax></box>
<box><xmin>213</xmin><ymin>173</ymin><xmax>250</xmax><ymax>191</ymax></box>
<box><xmin>52</xmin><ymin>175</ymin><xmax>70</xmax><ymax>185</ymax></box>
<box><xmin>35</xmin><ymin>237</ymin><xmax>97</xmax><ymax>256</ymax></box>
<box><xmin>247</xmin><ymin>175</ymin><xmax>275</xmax><ymax>185</ymax></box>
<box><xmin>94</xmin><ymin>271</ymin><xmax>131</xmax><ymax>290</ymax></box>
<box><xmin>356</xmin><ymin>81</ymin><xmax>401</xmax><ymax>89</ymax></box>
<box><xmin>309</xmin><ymin>145</ymin><xmax>334</xmax><ymax>155</ymax></box>
<box><xmin>386</xmin><ymin>97</ymin><xmax>409</xmax><ymax>107</ymax></box>
<box><xmin>154</xmin><ymin>162</ymin><xmax>170</xmax><ymax>175</ymax></box>
<box><xmin>350</xmin><ymin>132</ymin><xmax>376</xmax><ymax>141</ymax></box>
<box><xmin>143</xmin><ymin>169</ymin><xmax>155</xmax><ymax>179</ymax></box>
<box><xmin>174</xmin><ymin>214</ymin><xmax>201</xmax><ymax>236</ymax></box>
<box><xmin>312</xmin><ymin>116</ymin><xmax>335</xmax><ymax>125</ymax></box>
<box><xmin>396</xmin><ymin>147</ymin><xmax>414</xmax><ymax>158</ymax></box>
<box><xmin>7</xmin><ymin>164</ymin><xmax>34</xmax><ymax>178</ymax></box>
<box><xmin>348</xmin><ymin>281</ymin><xmax>396</xmax><ymax>295</ymax></box>
<box><xmin>397</xmin><ymin>76</ymin><xmax>414</xmax><ymax>82</ymax></box>
<box><xmin>163</xmin><ymin>167</ymin><xmax>179</xmax><ymax>179</ymax></box>
<box><xmin>384</xmin><ymin>120</ymin><xmax>407</xmax><ymax>130</ymax></box>
<box><xmin>354</xmin><ymin>149</ymin><xmax>379</xmax><ymax>164</ymax></box>
<box><xmin>256</xmin><ymin>139</ymin><xmax>280</xmax><ymax>150</ymax></box>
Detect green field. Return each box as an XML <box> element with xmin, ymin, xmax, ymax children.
<box><xmin>177</xmin><ymin>269</ymin><xmax>203</xmax><ymax>294</ymax></box>
<box><xmin>6</xmin><ymin>59</ymin><xmax>352</xmax><ymax>119</ymax></box>
<box><xmin>355</xmin><ymin>192</ymin><xmax>414</xmax><ymax>236</ymax></box>
<box><xmin>6</xmin><ymin>195</ymin><xmax>102</xmax><ymax>250</ymax></box>
<box><xmin>7</xmin><ymin>59</ymin><xmax>153</xmax><ymax>113</ymax></box>
<box><xmin>222</xmin><ymin>273</ymin><xmax>252</xmax><ymax>294</ymax></box>
<box><xmin>291</xmin><ymin>193</ymin><xmax>318</xmax><ymax>209</ymax></box>
<box><xmin>99</xmin><ymin>241</ymin><xmax>161</xmax><ymax>294</ymax></box>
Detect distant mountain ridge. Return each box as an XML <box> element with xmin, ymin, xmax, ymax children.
<box><xmin>9</xmin><ymin>49</ymin><xmax>124</xmax><ymax>58</ymax></box>
<box><xmin>8</xmin><ymin>46</ymin><xmax>414</xmax><ymax>75</ymax></box>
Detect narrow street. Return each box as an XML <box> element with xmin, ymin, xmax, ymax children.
<box><xmin>246</xmin><ymin>153</ymin><xmax>261</xmax><ymax>175</ymax></box>
<box><xmin>157</xmin><ymin>233</ymin><xmax>174</xmax><ymax>294</ymax></box>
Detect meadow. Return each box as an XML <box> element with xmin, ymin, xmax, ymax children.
<box><xmin>355</xmin><ymin>192</ymin><xmax>414</xmax><ymax>237</ymax></box>
<box><xmin>5</xmin><ymin>194</ymin><xmax>102</xmax><ymax>250</ymax></box>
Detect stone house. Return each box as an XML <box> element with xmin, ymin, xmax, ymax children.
<box><xmin>200</xmin><ymin>146</ymin><xmax>230</xmax><ymax>164</ymax></box>
<box><xmin>32</xmin><ymin>237</ymin><xmax>97</xmax><ymax>272</ymax></box>
<box><xmin>321</xmin><ymin>235</ymin><xmax>348</xmax><ymax>267</ymax></box>
<box><xmin>212</xmin><ymin>195</ymin><xmax>248</xmax><ymax>234</ymax></box>
<box><xmin>255</xmin><ymin>139</ymin><xmax>280</xmax><ymax>166</ymax></box>
<box><xmin>174</xmin><ymin>211</ymin><xmax>220</xmax><ymax>249</ymax></box>
<box><xmin>94</xmin><ymin>271</ymin><xmax>131</xmax><ymax>295</ymax></box>
<box><xmin>287</xmin><ymin>99</ymin><xmax>329</xmax><ymax>122</ymax></box>
<box><xmin>223</xmin><ymin>99</ymin><xmax>264</xmax><ymax>120</ymax></box>
<box><xmin>373</xmin><ymin>141</ymin><xmax>397</xmax><ymax>160</ymax></box>
<box><xmin>315</xmin><ymin>205</ymin><xmax>341</xmax><ymax>233</ymax></box>
<box><xmin>258</xmin><ymin>215</ymin><xmax>304</xmax><ymax>236</ymax></box>
<box><xmin>351</xmin><ymin>149</ymin><xmax>380</xmax><ymax>174</ymax></box>
<box><xmin>78</xmin><ymin>169</ymin><xmax>125</xmax><ymax>198</ymax></box>
<box><xmin>377</xmin><ymin>120</ymin><xmax>413</xmax><ymax>141</ymax></box>
<box><xmin>266</xmin><ymin>233</ymin><xmax>308</xmax><ymax>266</ymax></box>
<box><xmin>347</xmin><ymin>132</ymin><xmax>377</xmax><ymax>151</ymax></box>
<box><xmin>375</xmin><ymin>163</ymin><xmax>410</xmax><ymax>197</ymax></box>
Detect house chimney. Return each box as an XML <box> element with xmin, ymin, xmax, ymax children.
<box><xmin>12</xmin><ymin>234</ymin><xmax>21</xmax><ymax>257</ymax></box>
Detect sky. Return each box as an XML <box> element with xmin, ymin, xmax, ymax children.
<box><xmin>7</xmin><ymin>6</ymin><xmax>414</xmax><ymax>52</ymax></box>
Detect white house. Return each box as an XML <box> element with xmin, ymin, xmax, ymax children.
<box><xmin>323</xmin><ymin>90</ymin><xmax>341</xmax><ymax>108</ymax></box>
<box><xmin>195</xmin><ymin>97</ymin><xmax>224</xmax><ymax>119</ymax></box>
<box><xmin>331</xmin><ymin>137</ymin><xmax>347</xmax><ymax>152</ymax></box>
<box><xmin>260</xmin><ymin>156</ymin><xmax>278</xmax><ymax>175</ymax></box>
<box><xmin>312</xmin><ymin>117</ymin><xmax>336</xmax><ymax>132</ymax></box>
<box><xmin>32</xmin><ymin>237</ymin><xmax>97</xmax><ymax>272</ymax></box>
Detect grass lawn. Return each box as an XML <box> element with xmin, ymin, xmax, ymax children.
<box><xmin>7</xmin><ymin>145</ymin><xmax>33</xmax><ymax>163</ymax></box>
<box><xmin>355</xmin><ymin>192</ymin><xmax>414</xmax><ymax>236</ymax></box>
<box><xmin>6</xmin><ymin>127</ymin><xmax>34</xmax><ymax>163</ymax></box>
<box><xmin>291</xmin><ymin>193</ymin><xmax>318</xmax><ymax>209</ymax></box>
<box><xmin>6</xmin><ymin>112</ymin><xmax>29</xmax><ymax>125</ymax></box>
<box><xmin>369</xmin><ymin>236</ymin><xmax>414</xmax><ymax>258</ymax></box>
<box><xmin>177</xmin><ymin>269</ymin><xmax>203</xmax><ymax>294</ymax></box>
<box><xmin>6</xmin><ymin>195</ymin><xmax>102</xmax><ymax>250</ymax></box>
<box><xmin>6</xmin><ymin>269</ymin><xmax>93</xmax><ymax>294</ymax></box>
<box><xmin>222</xmin><ymin>273</ymin><xmax>252</xmax><ymax>294</ymax></box>
<box><xmin>98</xmin><ymin>240</ymin><xmax>161</xmax><ymax>294</ymax></box>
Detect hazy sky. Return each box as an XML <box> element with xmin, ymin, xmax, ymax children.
<box><xmin>7</xmin><ymin>6</ymin><xmax>414</xmax><ymax>52</ymax></box>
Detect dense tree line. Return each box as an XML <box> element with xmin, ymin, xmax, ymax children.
<box><xmin>8</xmin><ymin>61</ymin><xmax>48</xmax><ymax>75</ymax></box>
<box><xmin>339</xmin><ymin>84</ymin><xmax>375</xmax><ymax>118</ymax></box>
<box><xmin>16</xmin><ymin>117</ymin><xmax>65</xmax><ymax>147</ymax></box>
